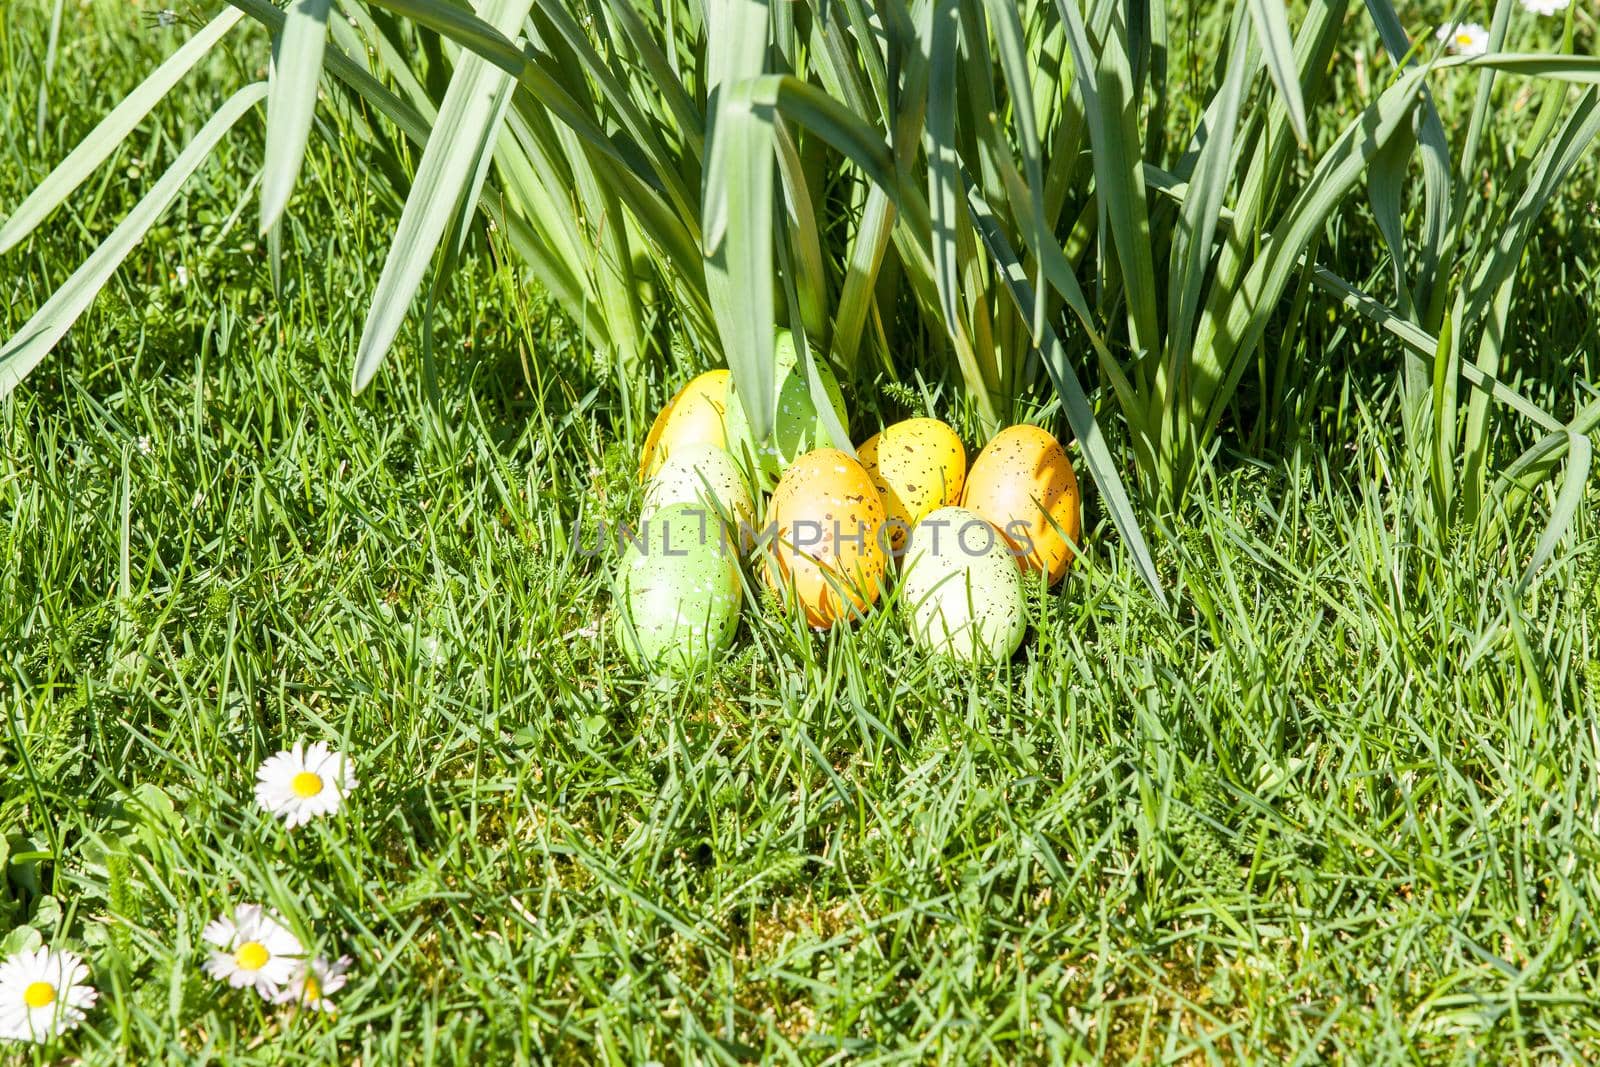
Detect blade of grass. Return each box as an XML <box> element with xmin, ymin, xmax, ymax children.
<box><xmin>34</xmin><ymin>0</ymin><xmax>65</xmax><ymax>141</ymax></box>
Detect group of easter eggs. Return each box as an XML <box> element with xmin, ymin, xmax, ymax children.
<box><xmin>614</xmin><ymin>331</ymin><xmax>1081</xmax><ymax>674</ymax></box>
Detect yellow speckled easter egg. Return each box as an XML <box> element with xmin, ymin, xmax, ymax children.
<box><xmin>639</xmin><ymin>370</ymin><xmax>731</xmax><ymax>480</ymax></box>
<box><xmin>856</xmin><ymin>418</ymin><xmax>965</xmax><ymax>550</ymax></box>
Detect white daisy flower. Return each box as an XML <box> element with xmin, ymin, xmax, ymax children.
<box><xmin>1521</xmin><ymin>0</ymin><xmax>1569</xmax><ymax>14</ymax></box>
<box><xmin>1436</xmin><ymin>21</ymin><xmax>1490</xmax><ymax>55</ymax></box>
<box><xmin>201</xmin><ymin>905</ymin><xmax>303</xmax><ymax>999</ymax></box>
<box><xmin>254</xmin><ymin>741</ymin><xmax>357</xmax><ymax>829</ymax></box>
<box><xmin>275</xmin><ymin>955</ymin><xmax>352</xmax><ymax>1014</ymax></box>
<box><xmin>0</xmin><ymin>948</ymin><xmax>97</xmax><ymax>1043</ymax></box>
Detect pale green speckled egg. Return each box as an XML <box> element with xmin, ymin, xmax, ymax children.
<box><xmin>641</xmin><ymin>442</ymin><xmax>756</xmax><ymax>544</ymax></box>
<box><xmin>615</xmin><ymin>502</ymin><xmax>742</xmax><ymax>675</ymax></box>
<box><xmin>723</xmin><ymin>329</ymin><xmax>850</xmax><ymax>489</ymax></box>
<box><xmin>899</xmin><ymin>506</ymin><xmax>1027</xmax><ymax>662</ymax></box>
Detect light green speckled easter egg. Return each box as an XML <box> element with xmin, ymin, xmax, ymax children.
<box><xmin>899</xmin><ymin>506</ymin><xmax>1027</xmax><ymax>662</ymax></box>
<box><xmin>615</xmin><ymin>503</ymin><xmax>742</xmax><ymax>675</ymax></box>
<box><xmin>723</xmin><ymin>329</ymin><xmax>849</xmax><ymax>490</ymax></box>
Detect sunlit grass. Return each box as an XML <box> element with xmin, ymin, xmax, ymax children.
<box><xmin>3</xmin><ymin>2</ymin><xmax>1600</xmax><ymax>1062</ymax></box>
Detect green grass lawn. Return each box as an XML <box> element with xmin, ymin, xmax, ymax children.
<box><xmin>5</xmin><ymin>3</ymin><xmax>1600</xmax><ymax>1063</ymax></box>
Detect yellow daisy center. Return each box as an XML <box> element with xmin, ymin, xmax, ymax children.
<box><xmin>1457</xmin><ymin>34</ymin><xmax>1473</xmax><ymax>45</ymax></box>
<box><xmin>291</xmin><ymin>771</ymin><xmax>324</xmax><ymax>798</ymax></box>
<box><xmin>302</xmin><ymin>976</ymin><xmax>323</xmax><ymax>1002</ymax></box>
<box><xmin>23</xmin><ymin>981</ymin><xmax>56</xmax><ymax>1008</ymax></box>
<box><xmin>234</xmin><ymin>941</ymin><xmax>271</xmax><ymax>971</ymax></box>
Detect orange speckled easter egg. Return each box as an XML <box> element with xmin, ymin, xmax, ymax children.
<box><xmin>762</xmin><ymin>448</ymin><xmax>887</xmax><ymax>627</ymax></box>
<box><xmin>961</xmin><ymin>425</ymin><xmax>1080</xmax><ymax>585</ymax></box>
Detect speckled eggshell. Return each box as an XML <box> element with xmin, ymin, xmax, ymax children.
<box><xmin>724</xmin><ymin>330</ymin><xmax>850</xmax><ymax>489</ymax></box>
<box><xmin>899</xmin><ymin>506</ymin><xmax>1027</xmax><ymax>662</ymax></box>
<box><xmin>640</xmin><ymin>442</ymin><xmax>756</xmax><ymax>545</ymax></box>
<box><xmin>639</xmin><ymin>370</ymin><xmax>732</xmax><ymax>480</ymax></box>
<box><xmin>615</xmin><ymin>502</ymin><xmax>742</xmax><ymax>675</ymax></box>
<box><xmin>961</xmin><ymin>424</ymin><xmax>1081</xmax><ymax>585</ymax></box>
<box><xmin>857</xmin><ymin>418</ymin><xmax>966</xmax><ymax>551</ymax></box>
<box><xmin>761</xmin><ymin>448</ymin><xmax>887</xmax><ymax>628</ymax></box>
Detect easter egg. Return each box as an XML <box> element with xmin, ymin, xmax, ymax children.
<box><xmin>899</xmin><ymin>507</ymin><xmax>1027</xmax><ymax>662</ymax></box>
<box><xmin>762</xmin><ymin>448</ymin><xmax>886</xmax><ymax>628</ymax></box>
<box><xmin>724</xmin><ymin>329</ymin><xmax>850</xmax><ymax>488</ymax></box>
<box><xmin>857</xmin><ymin>418</ymin><xmax>965</xmax><ymax>551</ymax></box>
<box><xmin>639</xmin><ymin>370</ymin><xmax>731</xmax><ymax>480</ymax></box>
<box><xmin>615</xmin><ymin>502</ymin><xmax>742</xmax><ymax>675</ymax></box>
<box><xmin>961</xmin><ymin>424</ymin><xmax>1080</xmax><ymax>585</ymax></box>
<box><xmin>641</xmin><ymin>442</ymin><xmax>756</xmax><ymax>543</ymax></box>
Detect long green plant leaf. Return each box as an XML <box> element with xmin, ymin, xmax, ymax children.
<box><xmin>1363</xmin><ymin>0</ymin><xmax>1452</xmax><ymax>327</ymax></box>
<box><xmin>230</xmin><ymin>0</ymin><xmax>433</xmax><ymax>145</ymax></box>
<box><xmin>966</xmin><ymin>183</ymin><xmax>1167</xmax><ymax>608</ymax></box>
<box><xmin>1247</xmin><ymin>0</ymin><xmax>1308</xmax><ymax>145</ymax></box>
<box><xmin>1190</xmin><ymin>63</ymin><xmax>1433</xmax><ymax>441</ymax></box>
<box><xmin>352</xmin><ymin>0</ymin><xmax>534</xmax><ymax>393</ymax></box>
<box><xmin>260</xmin><ymin>0</ymin><xmax>333</xmax><ymax>234</ymax></box>
<box><xmin>0</xmin><ymin>7</ymin><xmax>244</xmax><ymax>256</ymax></box>
<box><xmin>926</xmin><ymin>0</ymin><xmax>998</xmax><ymax>425</ymax></box>
<box><xmin>1053</xmin><ymin>0</ymin><xmax>1160</xmax><ymax>360</ymax></box>
<box><xmin>704</xmin><ymin>0</ymin><xmax>775</xmax><ymax>444</ymax></box>
<box><xmin>0</xmin><ymin>84</ymin><xmax>268</xmax><ymax>397</ymax></box>
<box><xmin>363</xmin><ymin>0</ymin><xmax>526</xmax><ymax>74</ymax></box>
<box><xmin>1516</xmin><ymin>431</ymin><xmax>1591</xmax><ymax>589</ymax></box>
<box><xmin>1166</xmin><ymin>19</ymin><xmax>1250</xmax><ymax>381</ymax></box>
<box><xmin>1460</xmin><ymin>88</ymin><xmax>1600</xmax><ymax>517</ymax></box>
